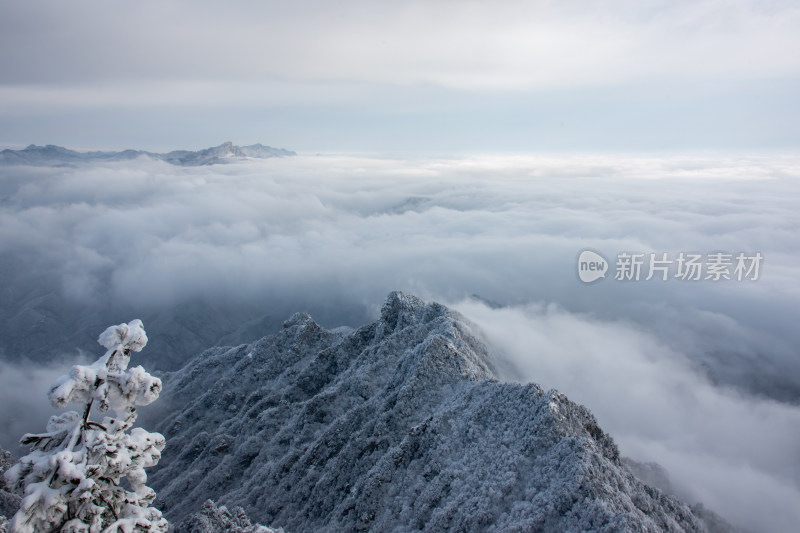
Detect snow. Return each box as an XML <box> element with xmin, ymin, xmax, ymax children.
<box><xmin>97</xmin><ymin>319</ymin><xmax>148</xmax><ymax>353</ymax></box>
<box><xmin>145</xmin><ymin>292</ymin><xmax>711</xmax><ymax>532</ymax></box>
<box><xmin>48</xmin><ymin>320</ymin><xmax>162</xmax><ymax>414</ymax></box>
<box><xmin>3</xmin><ymin>320</ymin><xmax>167</xmax><ymax>532</ymax></box>
<box><xmin>175</xmin><ymin>500</ymin><xmax>284</xmax><ymax>533</ymax></box>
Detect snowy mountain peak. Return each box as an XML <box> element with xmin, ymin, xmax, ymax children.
<box><xmin>379</xmin><ymin>291</ymin><xmax>428</xmax><ymax>331</ymax></box>
<box><xmin>282</xmin><ymin>311</ymin><xmax>316</xmax><ymax>329</ymax></box>
<box><xmin>145</xmin><ymin>292</ymin><xmax>710</xmax><ymax>532</ymax></box>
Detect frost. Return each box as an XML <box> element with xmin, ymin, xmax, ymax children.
<box><xmin>175</xmin><ymin>500</ymin><xmax>283</xmax><ymax>533</ymax></box>
<box><xmin>148</xmin><ymin>292</ymin><xmax>710</xmax><ymax>532</ymax></box>
<box><xmin>4</xmin><ymin>320</ymin><xmax>167</xmax><ymax>532</ymax></box>
<box><xmin>97</xmin><ymin>320</ymin><xmax>148</xmax><ymax>353</ymax></box>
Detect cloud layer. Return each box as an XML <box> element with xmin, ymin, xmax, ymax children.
<box><xmin>1</xmin><ymin>152</ymin><xmax>799</xmax><ymax>531</ymax></box>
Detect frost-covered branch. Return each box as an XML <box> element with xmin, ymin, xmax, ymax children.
<box><xmin>3</xmin><ymin>320</ymin><xmax>168</xmax><ymax>533</ymax></box>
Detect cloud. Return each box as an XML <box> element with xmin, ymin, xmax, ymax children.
<box><xmin>0</xmin><ymin>356</ymin><xmax>93</xmax><ymax>454</ymax></box>
<box><xmin>2</xmin><ymin>1</ymin><xmax>799</xmax><ymax>152</ymax></box>
<box><xmin>2</xmin><ymin>153</ymin><xmax>798</xmax><ymax>325</ymax></box>
<box><xmin>1</xmin><ymin>152</ymin><xmax>799</xmax><ymax>531</ymax></box>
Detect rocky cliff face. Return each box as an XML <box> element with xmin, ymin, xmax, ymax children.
<box><xmin>147</xmin><ymin>292</ymin><xmax>708</xmax><ymax>532</ymax></box>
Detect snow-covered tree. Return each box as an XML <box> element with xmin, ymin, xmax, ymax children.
<box><xmin>4</xmin><ymin>320</ymin><xmax>168</xmax><ymax>533</ymax></box>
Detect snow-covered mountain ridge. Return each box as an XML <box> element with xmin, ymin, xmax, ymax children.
<box><xmin>147</xmin><ymin>292</ymin><xmax>712</xmax><ymax>532</ymax></box>
<box><xmin>0</xmin><ymin>142</ymin><xmax>295</xmax><ymax>166</ymax></box>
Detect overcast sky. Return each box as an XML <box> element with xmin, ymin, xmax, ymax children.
<box><xmin>1</xmin><ymin>0</ymin><xmax>799</xmax><ymax>152</ymax></box>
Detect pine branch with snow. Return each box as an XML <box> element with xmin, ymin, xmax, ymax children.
<box><xmin>3</xmin><ymin>320</ymin><xmax>168</xmax><ymax>533</ymax></box>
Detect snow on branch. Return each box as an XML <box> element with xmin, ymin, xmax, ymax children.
<box><xmin>3</xmin><ymin>320</ymin><xmax>168</xmax><ymax>533</ymax></box>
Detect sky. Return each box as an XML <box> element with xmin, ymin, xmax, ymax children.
<box><xmin>1</xmin><ymin>0</ymin><xmax>800</xmax><ymax>152</ymax></box>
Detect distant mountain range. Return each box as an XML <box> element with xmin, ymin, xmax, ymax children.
<box><xmin>0</xmin><ymin>142</ymin><xmax>296</xmax><ymax>166</ymax></box>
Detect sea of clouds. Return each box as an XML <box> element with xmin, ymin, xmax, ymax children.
<box><xmin>1</xmin><ymin>152</ymin><xmax>799</xmax><ymax>531</ymax></box>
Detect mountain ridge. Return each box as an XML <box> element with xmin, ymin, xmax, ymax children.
<box><xmin>146</xmin><ymin>292</ymin><xmax>713</xmax><ymax>532</ymax></box>
<box><xmin>0</xmin><ymin>142</ymin><xmax>296</xmax><ymax>166</ymax></box>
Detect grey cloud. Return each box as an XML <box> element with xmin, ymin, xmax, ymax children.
<box><xmin>2</xmin><ymin>1</ymin><xmax>799</xmax><ymax>154</ymax></box>
<box><xmin>1</xmin><ymin>1</ymin><xmax>798</xmax><ymax>88</ymax></box>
